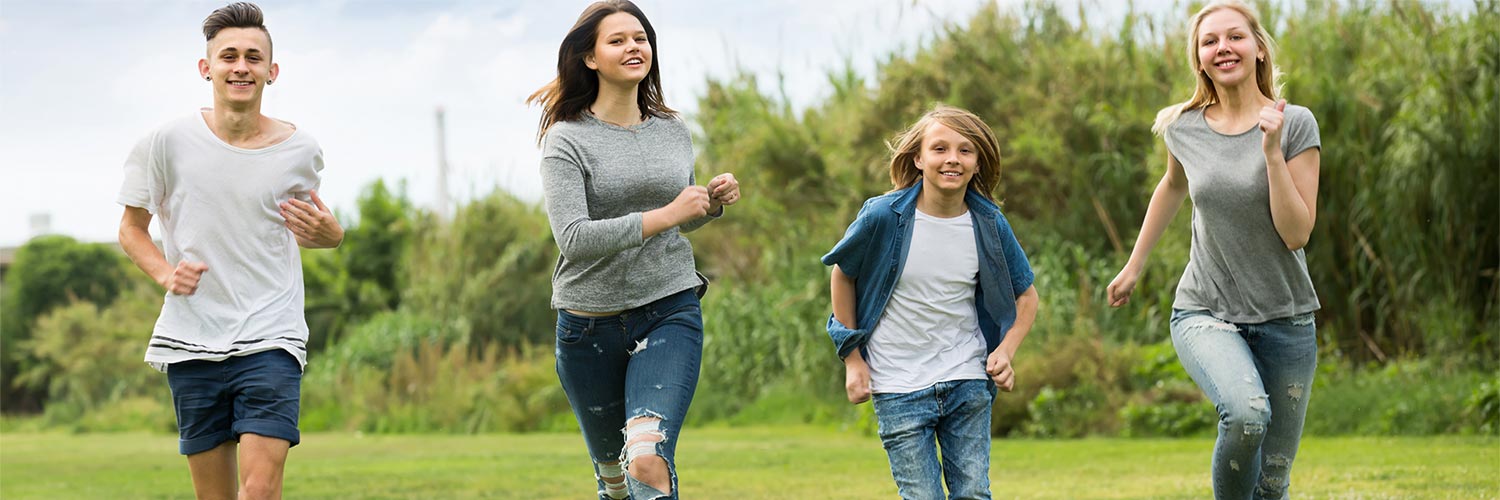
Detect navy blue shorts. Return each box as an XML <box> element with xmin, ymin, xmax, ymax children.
<box><xmin>166</xmin><ymin>349</ymin><xmax>303</xmax><ymax>455</ymax></box>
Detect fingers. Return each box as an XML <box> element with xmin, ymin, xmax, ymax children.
<box><xmin>1107</xmin><ymin>283</ymin><xmax>1131</xmax><ymax>307</ymax></box>
<box><xmin>1275</xmin><ymin>99</ymin><xmax>1287</xmax><ymax>112</ymax></box>
<box><xmin>993</xmin><ymin>368</ymin><xmax>1015</xmax><ymax>392</ymax></box>
<box><xmin>309</xmin><ymin>190</ymin><xmax>329</xmax><ymax>212</ymax></box>
<box><xmin>169</xmin><ymin>260</ymin><xmax>208</xmax><ymax>295</ymax></box>
<box><xmin>280</xmin><ymin>200</ymin><xmax>317</xmax><ymax>226</ymax></box>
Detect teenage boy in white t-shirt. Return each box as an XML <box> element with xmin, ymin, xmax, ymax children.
<box><xmin>117</xmin><ymin>3</ymin><xmax>342</xmax><ymax>499</ymax></box>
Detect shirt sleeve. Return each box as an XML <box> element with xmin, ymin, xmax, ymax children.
<box><xmin>821</xmin><ymin>199</ymin><xmax>877</xmax><ymax>277</ymax></box>
<box><xmin>117</xmin><ymin>132</ymin><xmax>159</xmax><ymax>213</ymax></box>
<box><xmin>995</xmin><ymin>211</ymin><xmax>1035</xmax><ymax>296</ymax></box>
<box><xmin>541</xmin><ymin>134</ymin><xmax>646</xmax><ymax>262</ymax></box>
<box><xmin>1282</xmin><ymin>105</ymin><xmax>1322</xmax><ymax>162</ymax></box>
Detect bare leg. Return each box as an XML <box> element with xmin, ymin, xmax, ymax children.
<box><xmin>237</xmin><ymin>433</ymin><xmax>290</xmax><ymax>500</ymax></box>
<box><xmin>186</xmin><ymin>441</ymin><xmax>237</xmax><ymax>500</ymax></box>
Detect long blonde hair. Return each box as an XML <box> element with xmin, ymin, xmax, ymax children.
<box><xmin>1152</xmin><ymin>0</ymin><xmax>1282</xmax><ymax>135</ymax></box>
<box><xmin>887</xmin><ymin>104</ymin><xmax>1002</xmax><ymax>201</ymax></box>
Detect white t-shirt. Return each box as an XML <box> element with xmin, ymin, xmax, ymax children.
<box><xmin>867</xmin><ymin>209</ymin><xmax>988</xmax><ymax>393</ymax></box>
<box><xmin>117</xmin><ymin>110</ymin><xmax>322</xmax><ymax>371</ymax></box>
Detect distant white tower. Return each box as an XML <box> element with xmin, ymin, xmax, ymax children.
<box><xmin>435</xmin><ymin>106</ymin><xmax>452</xmax><ymax>220</ymax></box>
<box><xmin>28</xmin><ymin>212</ymin><xmax>51</xmax><ymax>237</ymax></box>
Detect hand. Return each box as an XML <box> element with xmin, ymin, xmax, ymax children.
<box><xmin>1107</xmin><ymin>267</ymin><xmax>1140</xmax><ymax>307</ymax></box>
<box><xmin>160</xmin><ymin>260</ymin><xmax>209</xmax><ymax>295</ymax></box>
<box><xmin>707</xmin><ymin>173</ymin><xmax>740</xmax><ymax>213</ymax></box>
<box><xmin>844</xmin><ymin>360</ymin><xmax>872</xmax><ymax>404</ymax></box>
<box><xmin>986</xmin><ymin>349</ymin><xmax>1016</xmax><ymax>392</ymax></box>
<box><xmin>668</xmin><ymin>185</ymin><xmax>711</xmax><ymax>224</ymax></box>
<box><xmin>280</xmin><ymin>190</ymin><xmax>344</xmax><ymax>248</ymax></box>
<box><xmin>1260</xmin><ymin>99</ymin><xmax>1287</xmax><ymax>156</ymax></box>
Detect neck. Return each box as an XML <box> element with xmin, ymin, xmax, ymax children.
<box><xmin>1214</xmin><ymin>80</ymin><xmax>1270</xmax><ymax>118</ymax></box>
<box><xmin>208</xmin><ymin>99</ymin><xmax>263</xmax><ymax>143</ymax></box>
<box><xmin>591</xmin><ymin>79</ymin><xmax>643</xmax><ymax>127</ymax></box>
<box><xmin>915</xmin><ymin>184</ymin><xmax>968</xmax><ymax>218</ymax></box>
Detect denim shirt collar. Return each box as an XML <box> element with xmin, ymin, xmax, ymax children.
<box><xmin>889</xmin><ymin>180</ymin><xmax>1001</xmax><ymax>220</ymax></box>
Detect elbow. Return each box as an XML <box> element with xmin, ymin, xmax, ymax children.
<box><xmin>555</xmin><ymin>237</ymin><xmax>602</xmax><ymax>262</ymax></box>
<box><xmin>1284</xmin><ymin>232</ymin><xmax>1310</xmax><ymax>251</ymax></box>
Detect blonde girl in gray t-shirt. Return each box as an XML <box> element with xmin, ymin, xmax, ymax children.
<box><xmin>1106</xmin><ymin>1</ymin><xmax>1322</xmax><ymax>498</ymax></box>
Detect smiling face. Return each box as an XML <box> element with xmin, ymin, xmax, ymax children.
<box><xmin>1195</xmin><ymin>8</ymin><xmax>1263</xmax><ymax>90</ymax></box>
<box><xmin>199</xmin><ymin>27</ymin><xmax>277</xmax><ymax>109</ymax></box>
<box><xmin>914</xmin><ymin>122</ymin><xmax>979</xmax><ymax>196</ymax></box>
<box><xmin>585</xmin><ymin>12</ymin><xmax>652</xmax><ymax>88</ymax></box>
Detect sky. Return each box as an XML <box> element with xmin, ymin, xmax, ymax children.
<box><xmin>0</xmin><ymin>0</ymin><xmax>1467</xmax><ymax>247</ymax></box>
<box><xmin>0</xmin><ymin>0</ymin><xmax>1013</xmax><ymax>247</ymax></box>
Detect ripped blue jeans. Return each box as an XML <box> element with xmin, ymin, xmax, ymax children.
<box><xmin>556</xmin><ymin>289</ymin><xmax>702</xmax><ymax>500</ymax></box>
<box><xmin>1170</xmin><ymin>308</ymin><xmax>1318</xmax><ymax>500</ymax></box>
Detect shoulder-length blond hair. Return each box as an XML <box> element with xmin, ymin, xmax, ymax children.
<box><xmin>887</xmin><ymin>105</ymin><xmax>1002</xmax><ymax>201</ymax></box>
<box><xmin>1152</xmin><ymin>0</ymin><xmax>1282</xmax><ymax>136</ymax></box>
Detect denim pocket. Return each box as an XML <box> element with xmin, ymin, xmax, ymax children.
<box><xmin>556</xmin><ymin>314</ymin><xmax>590</xmax><ymax>345</ymax></box>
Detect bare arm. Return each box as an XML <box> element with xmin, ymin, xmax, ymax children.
<box><xmin>831</xmin><ymin>264</ymin><xmax>871</xmax><ymax>404</ymax></box>
<box><xmin>1261</xmin><ymin>101</ymin><xmax>1320</xmax><ymax>250</ymax></box>
<box><xmin>1107</xmin><ymin>153</ymin><xmax>1190</xmax><ymax>307</ymax></box>
<box><xmin>119</xmin><ymin>207</ymin><xmax>207</xmax><ymax>294</ymax></box>
<box><xmin>986</xmin><ymin>285</ymin><xmax>1039</xmax><ymax>392</ymax></box>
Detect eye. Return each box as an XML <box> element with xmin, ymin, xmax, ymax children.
<box><xmin>1231</xmin><ymin>34</ymin><xmax>1243</xmax><ymax>40</ymax></box>
<box><xmin>1202</xmin><ymin>38</ymin><xmax>1215</xmax><ymax>46</ymax></box>
<box><xmin>933</xmin><ymin>146</ymin><xmax>946</xmax><ymax>152</ymax></box>
<box><xmin>635</xmin><ymin>36</ymin><xmax>648</xmax><ymax>43</ymax></box>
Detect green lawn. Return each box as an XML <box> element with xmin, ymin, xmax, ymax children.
<box><xmin>2</xmin><ymin>427</ymin><xmax>1495</xmax><ymax>499</ymax></box>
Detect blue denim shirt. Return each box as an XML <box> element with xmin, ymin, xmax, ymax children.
<box><xmin>822</xmin><ymin>181</ymin><xmax>1035</xmax><ymax>359</ymax></box>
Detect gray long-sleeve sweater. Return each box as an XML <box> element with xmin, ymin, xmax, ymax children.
<box><xmin>540</xmin><ymin>113</ymin><xmax>716</xmax><ymax>311</ymax></box>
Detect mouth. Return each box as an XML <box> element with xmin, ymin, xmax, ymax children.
<box><xmin>226</xmin><ymin>79</ymin><xmax>255</xmax><ymax>89</ymax></box>
<box><xmin>624</xmin><ymin>57</ymin><xmax>644</xmax><ymax>67</ymax></box>
<box><xmin>939</xmin><ymin>171</ymin><xmax>964</xmax><ymax>178</ymax></box>
<box><xmin>1213</xmin><ymin>59</ymin><xmax>1240</xmax><ymax>70</ymax></box>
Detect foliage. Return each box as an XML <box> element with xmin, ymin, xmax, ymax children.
<box><xmin>14</xmin><ymin>283</ymin><xmax>171</xmax><ymax>431</ymax></box>
<box><xmin>1</xmin><ymin>235</ymin><xmax>134</xmax><ymax>412</ymax></box>
<box><xmin>302</xmin><ymin>179</ymin><xmax>417</xmax><ymax>351</ymax></box>
<box><xmin>399</xmin><ymin>190</ymin><xmax>558</xmax><ymax>347</ymax></box>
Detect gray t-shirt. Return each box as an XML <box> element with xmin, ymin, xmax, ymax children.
<box><xmin>118</xmin><ymin>110</ymin><xmax>321</xmax><ymax>370</ymax></box>
<box><xmin>1164</xmin><ymin>104</ymin><xmax>1322</xmax><ymax>323</ymax></box>
<box><xmin>540</xmin><ymin>113</ymin><xmax>716</xmax><ymax>312</ymax></box>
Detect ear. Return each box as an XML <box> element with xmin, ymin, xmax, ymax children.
<box><xmin>199</xmin><ymin>58</ymin><xmax>211</xmax><ymax>79</ymax></box>
<box><xmin>584</xmin><ymin>53</ymin><xmax>598</xmax><ymax>71</ymax></box>
<box><xmin>269</xmin><ymin>62</ymin><xmax>280</xmax><ymax>83</ymax></box>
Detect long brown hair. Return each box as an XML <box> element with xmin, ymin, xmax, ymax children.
<box><xmin>1153</xmin><ymin>0</ymin><xmax>1282</xmax><ymax>135</ymax></box>
<box><xmin>528</xmin><ymin>0</ymin><xmax>674</xmax><ymax>145</ymax></box>
<box><xmin>887</xmin><ymin>105</ymin><xmax>1003</xmax><ymax>201</ymax></box>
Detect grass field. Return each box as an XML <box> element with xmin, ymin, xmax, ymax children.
<box><xmin>2</xmin><ymin>426</ymin><xmax>1495</xmax><ymax>499</ymax></box>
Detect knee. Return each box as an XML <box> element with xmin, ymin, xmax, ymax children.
<box><xmin>237</xmin><ymin>477</ymin><xmax>281</xmax><ymax>500</ymax></box>
<box><xmin>624</xmin><ymin>416</ymin><xmax>672</xmax><ymax>493</ymax></box>
<box><xmin>628</xmin><ymin>454</ymin><xmax>669</xmax><ymax>484</ymax></box>
<box><xmin>1219</xmin><ymin>395</ymin><xmax>1271</xmax><ymax>438</ymax></box>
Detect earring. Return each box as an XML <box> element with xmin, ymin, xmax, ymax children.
<box><xmin>205</xmin><ymin>76</ymin><xmax>211</xmax><ymax>81</ymax></box>
<box><xmin>266</xmin><ymin>79</ymin><xmax>274</xmax><ymax>85</ymax></box>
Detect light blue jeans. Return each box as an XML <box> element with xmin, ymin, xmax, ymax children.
<box><xmin>872</xmin><ymin>378</ymin><xmax>995</xmax><ymax>500</ymax></box>
<box><xmin>1171</xmin><ymin>308</ymin><xmax>1318</xmax><ymax>500</ymax></box>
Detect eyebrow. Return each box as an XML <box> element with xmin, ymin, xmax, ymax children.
<box><xmin>603</xmin><ymin>29</ymin><xmax>647</xmax><ymax>38</ymax></box>
<box><xmin>215</xmin><ymin>47</ymin><xmax>265</xmax><ymax>55</ymax></box>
